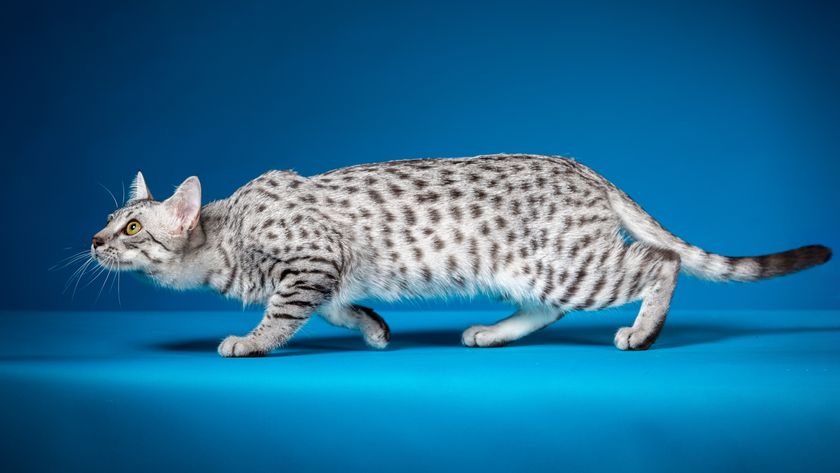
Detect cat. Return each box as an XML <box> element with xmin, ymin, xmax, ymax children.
<box><xmin>90</xmin><ymin>154</ymin><xmax>831</xmax><ymax>356</ymax></box>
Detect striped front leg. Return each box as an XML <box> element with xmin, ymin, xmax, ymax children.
<box><xmin>218</xmin><ymin>290</ymin><xmax>323</xmax><ymax>358</ymax></box>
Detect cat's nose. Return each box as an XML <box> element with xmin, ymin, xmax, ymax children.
<box><xmin>92</xmin><ymin>236</ymin><xmax>105</xmax><ymax>249</ymax></box>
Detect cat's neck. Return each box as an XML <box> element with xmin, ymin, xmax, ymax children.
<box><xmin>147</xmin><ymin>202</ymin><xmax>225</xmax><ymax>290</ymax></box>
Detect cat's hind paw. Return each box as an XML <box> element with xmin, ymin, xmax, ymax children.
<box><xmin>614</xmin><ymin>326</ymin><xmax>654</xmax><ymax>351</ymax></box>
<box><xmin>218</xmin><ymin>335</ymin><xmax>266</xmax><ymax>357</ymax></box>
<box><xmin>362</xmin><ymin>324</ymin><xmax>390</xmax><ymax>349</ymax></box>
<box><xmin>462</xmin><ymin>325</ymin><xmax>509</xmax><ymax>348</ymax></box>
<box><xmin>355</xmin><ymin>305</ymin><xmax>390</xmax><ymax>349</ymax></box>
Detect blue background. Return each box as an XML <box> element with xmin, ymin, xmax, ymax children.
<box><xmin>3</xmin><ymin>0</ymin><xmax>838</xmax><ymax>311</ymax></box>
<box><xmin>3</xmin><ymin>4</ymin><xmax>840</xmax><ymax>473</ymax></box>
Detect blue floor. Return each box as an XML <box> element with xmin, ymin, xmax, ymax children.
<box><xmin>1</xmin><ymin>309</ymin><xmax>839</xmax><ymax>473</ymax></box>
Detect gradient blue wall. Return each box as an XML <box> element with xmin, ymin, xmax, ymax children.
<box><xmin>2</xmin><ymin>0</ymin><xmax>838</xmax><ymax>311</ymax></box>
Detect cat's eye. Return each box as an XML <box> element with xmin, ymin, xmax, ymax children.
<box><xmin>124</xmin><ymin>220</ymin><xmax>142</xmax><ymax>236</ymax></box>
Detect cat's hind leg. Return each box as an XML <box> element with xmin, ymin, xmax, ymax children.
<box><xmin>462</xmin><ymin>306</ymin><xmax>564</xmax><ymax>348</ymax></box>
<box><xmin>614</xmin><ymin>246</ymin><xmax>680</xmax><ymax>350</ymax></box>
<box><xmin>319</xmin><ymin>303</ymin><xmax>391</xmax><ymax>349</ymax></box>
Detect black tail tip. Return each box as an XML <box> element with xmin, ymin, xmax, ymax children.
<box><xmin>805</xmin><ymin>245</ymin><xmax>832</xmax><ymax>264</ymax></box>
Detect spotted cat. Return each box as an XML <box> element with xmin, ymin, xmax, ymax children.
<box><xmin>90</xmin><ymin>155</ymin><xmax>831</xmax><ymax>356</ymax></box>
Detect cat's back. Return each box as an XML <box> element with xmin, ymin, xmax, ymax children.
<box><xmin>224</xmin><ymin>154</ymin><xmax>615</xmax><ymax>226</ymax></box>
<box><xmin>308</xmin><ymin>154</ymin><xmax>613</xmax><ymax>220</ymax></box>
<box><xmin>316</xmin><ymin>153</ymin><xmax>575</xmax><ymax>186</ymax></box>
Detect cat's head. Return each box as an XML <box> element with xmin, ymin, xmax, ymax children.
<box><xmin>91</xmin><ymin>172</ymin><xmax>202</xmax><ymax>274</ymax></box>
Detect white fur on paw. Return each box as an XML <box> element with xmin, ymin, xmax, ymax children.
<box><xmin>218</xmin><ymin>335</ymin><xmax>264</xmax><ymax>358</ymax></box>
<box><xmin>363</xmin><ymin>327</ymin><xmax>390</xmax><ymax>349</ymax></box>
<box><xmin>462</xmin><ymin>325</ymin><xmax>508</xmax><ymax>348</ymax></box>
<box><xmin>614</xmin><ymin>327</ymin><xmax>653</xmax><ymax>351</ymax></box>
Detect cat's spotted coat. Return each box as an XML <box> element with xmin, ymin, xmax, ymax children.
<box><xmin>91</xmin><ymin>154</ymin><xmax>831</xmax><ymax>356</ymax></box>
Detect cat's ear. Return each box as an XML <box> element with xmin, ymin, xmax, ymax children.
<box><xmin>162</xmin><ymin>176</ymin><xmax>202</xmax><ymax>234</ymax></box>
<box><xmin>129</xmin><ymin>171</ymin><xmax>153</xmax><ymax>202</ymax></box>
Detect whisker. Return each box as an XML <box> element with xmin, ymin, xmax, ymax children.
<box><xmin>54</xmin><ymin>248</ymin><xmax>88</xmax><ymax>260</ymax></box>
<box><xmin>53</xmin><ymin>247</ymin><xmax>89</xmax><ymax>260</ymax></box>
<box><xmin>108</xmin><ymin>262</ymin><xmax>120</xmax><ymax>296</ymax></box>
<box><xmin>116</xmin><ymin>260</ymin><xmax>122</xmax><ymax>306</ymax></box>
<box><xmin>50</xmin><ymin>251</ymin><xmax>90</xmax><ymax>271</ymax></box>
<box><xmin>98</xmin><ymin>182</ymin><xmax>119</xmax><ymax>210</ymax></box>
<box><xmin>82</xmin><ymin>263</ymin><xmax>109</xmax><ymax>290</ymax></box>
<box><xmin>109</xmin><ymin>267</ymin><xmax>117</xmax><ymax>291</ymax></box>
<box><xmin>63</xmin><ymin>257</ymin><xmax>93</xmax><ymax>294</ymax></box>
<box><xmin>54</xmin><ymin>252</ymin><xmax>89</xmax><ymax>265</ymax></box>
<box><xmin>95</xmin><ymin>266</ymin><xmax>113</xmax><ymax>303</ymax></box>
<box><xmin>70</xmin><ymin>258</ymin><xmax>96</xmax><ymax>298</ymax></box>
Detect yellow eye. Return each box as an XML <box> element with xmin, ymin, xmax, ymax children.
<box><xmin>125</xmin><ymin>220</ymin><xmax>142</xmax><ymax>235</ymax></box>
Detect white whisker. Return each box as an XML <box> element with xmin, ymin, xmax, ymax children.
<box><xmin>50</xmin><ymin>251</ymin><xmax>90</xmax><ymax>271</ymax></box>
<box><xmin>98</xmin><ymin>182</ymin><xmax>119</xmax><ymax>209</ymax></box>
<box><xmin>63</xmin><ymin>257</ymin><xmax>93</xmax><ymax>294</ymax></box>
<box><xmin>82</xmin><ymin>263</ymin><xmax>109</xmax><ymax>290</ymax></box>
<box><xmin>108</xmin><ymin>262</ymin><xmax>120</xmax><ymax>296</ymax></box>
<box><xmin>70</xmin><ymin>258</ymin><xmax>96</xmax><ymax>299</ymax></box>
<box><xmin>95</xmin><ymin>265</ymin><xmax>113</xmax><ymax>303</ymax></box>
<box><xmin>116</xmin><ymin>260</ymin><xmax>122</xmax><ymax>306</ymax></box>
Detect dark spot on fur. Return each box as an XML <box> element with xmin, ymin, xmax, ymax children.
<box><xmin>428</xmin><ymin>208</ymin><xmax>441</xmax><ymax>223</ymax></box>
<box><xmin>389</xmin><ymin>184</ymin><xmax>404</xmax><ymax>197</ymax></box>
<box><xmin>368</xmin><ymin>189</ymin><xmax>385</xmax><ymax>204</ymax></box>
<box><xmin>403</xmin><ymin>206</ymin><xmax>417</xmax><ymax>226</ymax></box>
<box><xmin>417</xmin><ymin>191</ymin><xmax>440</xmax><ymax>203</ymax></box>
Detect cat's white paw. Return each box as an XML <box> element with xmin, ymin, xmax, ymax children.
<box><xmin>462</xmin><ymin>325</ymin><xmax>509</xmax><ymax>348</ymax></box>
<box><xmin>614</xmin><ymin>326</ymin><xmax>653</xmax><ymax>351</ymax></box>
<box><xmin>362</xmin><ymin>325</ymin><xmax>390</xmax><ymax>349</ymax></box>
<box><xmin>218</xmin><ymin>335</ymin><xmax>265</xmax><ymax>357</ymax></box>
<box><xmin>356</xmin><ymin>307</ymin><xmax>390</xmax><ymax>349</ymax></box>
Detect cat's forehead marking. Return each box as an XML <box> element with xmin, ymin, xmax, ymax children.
<box><xmin>125</xmin><ymin>200</ymin><xmax>153</xmax><ymax>211</ymax></box>
<box><xmin>111</xmin><ymin>200</ymin><xmax>153</xmax><ymax>220</ymax></box>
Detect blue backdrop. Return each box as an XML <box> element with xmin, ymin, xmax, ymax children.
<box><xmin>3</xmin><ymin>0</ymin><xmax>838</xmax><ymax>312</ymax></box>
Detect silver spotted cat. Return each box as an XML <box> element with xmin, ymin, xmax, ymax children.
<box><xmin>90</xmin><ymin>154</ymin><xmax>832</xmax><ymax>356</ymax></box>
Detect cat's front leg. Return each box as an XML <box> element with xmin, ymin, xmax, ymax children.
<box><xmin>218</xmin><ymin>292</ymin><xmax>321</xmax><ymax>357</ymax></box>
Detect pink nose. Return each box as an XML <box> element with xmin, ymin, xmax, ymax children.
<box><xmin>92</xmin><ymin>236</ymin><xmax>105</xmax><ymax>248</ymax></box>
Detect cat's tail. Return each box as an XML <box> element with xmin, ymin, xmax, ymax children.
<box><xmin>605</xmin><ymin>185</ymin><xmax>831</xmax><ymax>282</ymax></box>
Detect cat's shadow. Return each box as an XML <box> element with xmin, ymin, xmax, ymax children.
<box><xmin>152</xmin><ymin>322</ymin><xmax>840</xmax><ymax>357</ymax></box>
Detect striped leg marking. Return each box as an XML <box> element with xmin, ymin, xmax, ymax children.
<box><xmin>218</xmin><ymin>290</ymin><xmax>323</xmax><ymax>357</ymax></box>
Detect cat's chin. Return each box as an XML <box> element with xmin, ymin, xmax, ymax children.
<box><xmin>129</xmin><ymin>270</ymin><xmax>157</xmax><ymax>284</ymax></box>
<box><xmin>114</xmin><ymin>262</ymin><xmax>139</xmax><ymax>271</ymax></box>
<box><xmin>93</xmin><ymin>256</ymin><xmax>136</xmax><ymax>271</ymax></box>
